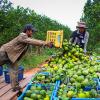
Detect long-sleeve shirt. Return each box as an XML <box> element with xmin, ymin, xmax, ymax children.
<box><xmin>0</xmin><ymin>33</ymin><xmax>46</xmax><ymax>63</ymax></box>
<box><xmin>69</xmin><ymin>30</ymin><xmax>89</xmax><ymax>51</ymax></box>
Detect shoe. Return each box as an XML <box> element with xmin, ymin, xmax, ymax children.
<box><xmin>12</xmin><ymin>86</ymin><xmax>21</xmax><ymax>92</ymax></box>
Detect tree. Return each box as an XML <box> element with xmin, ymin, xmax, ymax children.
<box><xmin>0</xmin><ymin>0</ymin><xmax>71</xmax><ymax>46</ymax></box>
<box><xmin>82</xmin><ymin>0</ymin><xmax>100</xmax><ymax>49</ymax></box>
<box><xmin>0</xmin><ymin>0</ymin><xmax>12</xmax><ymax>32</ymax></box>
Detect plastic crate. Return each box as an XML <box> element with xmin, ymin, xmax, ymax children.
<box><xmin>54</xmin><ymin>80</ymin><xmax>61</xmax><ymax>91</ymax></box>
<box><xmin>53</xmin><ymin>97</ymin><xmax>100</xmax><ymax>100</ymax></box>
<box><xmin>83</xmin><ymin>78</ymin><xmax>99</xmax><ymax>91</ymax></box>
<box><xmin>53</xmin><ymin>79</ymin><xmax>100</xmax><ymax>100</ymax></box>
<box><xmin>51</xmin><ymin>80</ymin><xmax>61</xmax><ymax>100</ymax></box>
<box><xmin>72</xmin><ymin>98</ymin><xmax>100</xmax><ymax>100</ymax></box>
<box><xmin>46</xmin><ymin>30</ymin><xmax>63</xmax><ymax>48</ymax></box>
<box><xmin>38</xmin><ymin>72</ymin><xmax>51</xmax><ymax>76</ymax></box>
<box><xmin>18</xmin><ymin>66</ymin><xmax>24</xmax><ymax>81</ymax></box>
<box><xmin>83</xmin><ymin>78</ymin><xmax>100</xmax><ymax>91</ymax></box>
<box><xmin>96</xmin><ymin>60</ymin><xmax>100</xmax><ymax>62</ymax></box>
<box><xmin>4</xmin><ymin>66</ymin><xmax>24</xmax><ymax>83</ymax></box>
<box><xmin>0</xmin><ymin>66</ymin><xmax>3</xmax><ymax>76</ymax></box>
<box><xmin>18</xmin><ymin>83</ymin><xmax>31</xmax><ymax>100</ymax></box>
<box><xmin>18</xmin><ymin>82</ymin><xmax>56</xmax><ymax>100</ymax></box>
<box><xmin>97</xmin><ymin>79</ymin><xmax>100</xmax><ymax>91</ymax></box>
<box><xmin>4</xmin><ymin>69</ymin><xmax>10</xmax><ymax>83</ymax></box>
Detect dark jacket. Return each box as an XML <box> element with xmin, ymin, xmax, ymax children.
<box><xmin>69</xmin><ymin>30</ymin><xmax>89</xmax><ymax>51</ymax></box>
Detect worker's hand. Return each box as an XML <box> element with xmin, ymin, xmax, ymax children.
<box><xmin>45</xmin><ymin>42</ymin><xmax>54</xmax><ymax>48</ymax></box>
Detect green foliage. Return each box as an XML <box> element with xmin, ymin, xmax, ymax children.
<box><xmin>19</xmin><ymin>48</ymin><xmax>58</xmax><ymax>69</ymax></box>
<box><xmin>0</xmin><ymin>0</ymin><xmax>12</xmax><ymax>32</ymax></box>
<box><xmin>82</xmin><ymin>0</ymin><xmax>100</xmax><ymax>50</ymax></box>
<box><xmin>0</xmin><ymin>0</ymin><xmax>71</xmax><ymax>46</ymax></box>
<box><xmin>19</xmin><ymin>52</ymin><xmax>49</xmax><ymax>69</ymax></box>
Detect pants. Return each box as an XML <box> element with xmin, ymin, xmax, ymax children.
<box><xmin>0</xmin><ymin>51</ymin><xmax>19</xmax><ymax>89</ymax></box>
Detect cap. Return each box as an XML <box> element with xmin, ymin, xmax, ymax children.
<box><xmin>23</xmin><ymin>24</ymin><xmax>37</xmax><ymax>33</ymax></box>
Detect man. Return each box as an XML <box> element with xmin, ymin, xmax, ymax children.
<box><xmin>0</xmin><ymin>24</ymin><xmax>52</xmax><ymax>91</ymax></box>
<box><xmin>69</xmin><ymin>21</ymin><xmax>89</xmax><ymax>53</ymax></box>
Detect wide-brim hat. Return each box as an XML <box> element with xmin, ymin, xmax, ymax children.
<box><xmin>76</xmin><ymin>21</ymin><xmax>88</xmax><ymax>29</ymax></box>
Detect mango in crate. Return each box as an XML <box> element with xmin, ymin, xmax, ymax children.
<box><xmin>31</xmin><ymin>93</ymin><xmax>37</xmax><ymax>99</ymax></box>
<box><xmin>77</xmin><ymin>92</ymin><xmax>87</xmax><ymax>98</ymax></box>
<box><xmin>24</xmin><ymin>97</ymin><xmax>33</xmax><ymax>100</ymax></box>
<box><xmin>40</xmin><ymin>90</ymin><xmax>46</xmax><ymax>97</ymax></box>
<box><xmin>67</xmin><ymin>91</ymin><xmax>74</xmax><ymax>98</ymax></box>
<box><xmin>25</xmin><ymin>90</ymin><xmax>32</xmax><ymax>97</ymax></box>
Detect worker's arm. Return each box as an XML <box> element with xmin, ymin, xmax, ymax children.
<box><xmin>69</xmin><ymin>31</ymin><xmax>77</xmax><ymax>44</ymax></box>
<box><xmin>23</xmin><ymin>38</ymin><xmax>47</xmax><ymax>46</ymax></box>
<box><xmin>69</xmin><ymin>37</ymin><xmax>78</xmax><ymax>45</ymax></box>
<box><xmin>84</xmin><ymin>32</ymin><xmax>89</xmax><ymax>53</ymax></box>
<box><xmin>19</xmin><ymin>33</ymin><xmax>51</xmax><ymax>47</ymax></box>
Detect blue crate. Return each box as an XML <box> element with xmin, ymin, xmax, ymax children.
<box><xmin>96</xmin><ymin>60</ymin><xmax>100</xmax><ymax>62</ymax></box>
<box><xmin>97</xmin><ymin>79</ymin><xmax>100</xmax><ymax>90</ymax></box>
<box><xmin>51</xmin><ymin>90</ymin><xmax>58</xmax><ymax>100</ymax></box>
<box><xmin>18</xmin><ymin>66</ymin><xmax>24</xmax><ymax>81</ymax></box>
<box><xmin>54</xmin><ymin>80</ymin><xmax>61</xmax><ymax>91</ymax></box>
<box><xmin>18</xmin><ymin>83</ymin><xmax>31</xmax><ymax>100</ymax></box>
<box><xmin>51</xmin><ymin>80</ymin><xmax>61</xmax><ymax>100</ymax></box>
<box><xmin>97</xmin><ymin>86</ymin><xmax>100</xmax><ymax>91</ymax></box>
<box><xmin>0</xmin><ymin>66</ymin><xmax>3</xmax><ymax>76</ymax></box>
<box><xmin>83</xmin><ymin>86</ymin><xmax>92</xmax><ymax>91</ymax></box>
<box><xmin>52</xmin><ymin>79</ymin><xmax>100</xmax><ymax>100</ymax></box>
<box><xmin>18</xmin><ymin>82</ymin><xmax>56</xmax><ymax>100</ymax></box>
<box><xmin>72</xmin><ymin>98</ymin><xmax>100</xmax><ymax>100</ymax></box>
<box><xmin>81</xmin><ymin>78</ymin><xmax>100</xmax><ymax>91</ymax></box>
<box><xmin>97</xmin><ymin>79</ymin><xmax>100</xmax><ymax>91</ymax></box>
<box><xmin>38</xmin><ymin>72</ymin><xmax>51</xmax><ymax>76</ymax></box>
<box><xmin>4</xmin><ymin>66</ymin><xmax>24</xmax><ymax>83</ymax></box>
<box><xmin>4</xmin><ymin>69</ymin><xmax>10</xmax><ymax>83</ymax></box>
<box><xmin>98</xmin><ymin>79</ymin><xmax>100</xmax><ymax>84</ymax></box>
<box><xmin>53</xmin><ymin>97</ymin><xmax>100</xmax><ymax>100</ymax></box>
<box><xmin>52</xmin><ymin>97</ymin><xmax>58</xmax><ymax>100</ymax></box>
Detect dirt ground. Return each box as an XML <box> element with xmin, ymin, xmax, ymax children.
<box><xmin>24</xmin><ymin>68</ymin><xmax>41</xmax><ymax>77</ymax></box>
<box><xmin>24</xmin><ymin>60</ymin><xmax>49</xmax><ymax>77</ymax></box>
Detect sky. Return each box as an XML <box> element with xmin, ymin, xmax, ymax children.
<box><xmin>10</xmin><ymin>0</ymin><xmax>87</xmax><ymax>31</ymax></box>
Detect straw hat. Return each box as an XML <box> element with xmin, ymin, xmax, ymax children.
<box><xmin>76</xmin><ymin>21</ymin><xmax>88</xmax><ymax>29</ymax></box>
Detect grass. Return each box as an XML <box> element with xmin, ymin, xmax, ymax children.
<box><xmin>18</xmin><ymin>47</ymin><xmax>58</xmax><ymax>70</ymax></box>
<box><xmin>19</xmin><ymin>53</ymin><xmax>49</xmax><ymax>70</ymax></box>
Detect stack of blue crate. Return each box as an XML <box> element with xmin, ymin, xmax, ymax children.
<box><xmin>4</xmin><ymin>66</ymin><xmax>24</xmax><ymax>83</ymax></box>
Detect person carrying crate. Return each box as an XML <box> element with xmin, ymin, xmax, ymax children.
<box><xmin>69</xmin><ymin>21</ymin><xmax>89</xmax><ymax>53</ymax></box>
<box><xmin>0</xmin><ymin>24</ymin><xmax>52</xmax><ymax>92</ymax></box>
